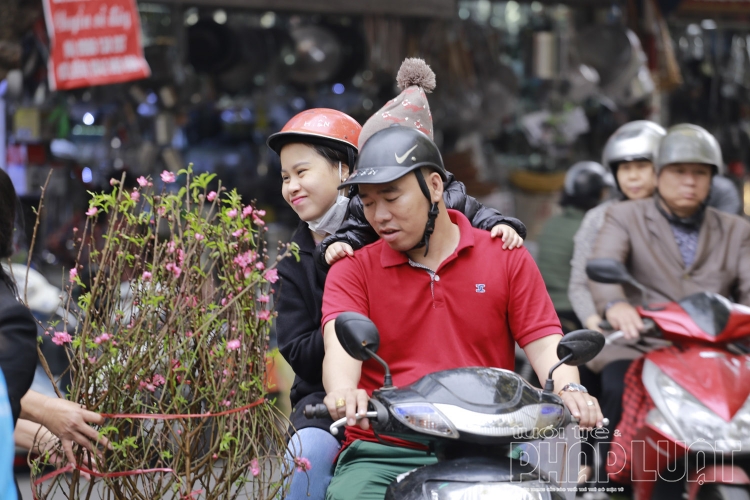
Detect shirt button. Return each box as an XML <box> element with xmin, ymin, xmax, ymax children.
<box><xmin>434</xmin><ymin>275</ymin><xmax>440</xmax><ymax>282</ymax></box>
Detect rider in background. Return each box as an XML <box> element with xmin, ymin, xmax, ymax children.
<box><xmin>537</xmin><ymin>162</ymin><xmax>614</xmax><ymax>333</ymax></box>
<box><xmin>588</xmin><ymin>123</ymin><xmax>750</xmax><ymax>485</ymax></box>
<box><xmin>569</xmin><ymin>121</ymin><xmax>664</xmax><ymax>336</ymax></box>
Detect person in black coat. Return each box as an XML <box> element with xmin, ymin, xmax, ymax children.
<box><xmin>0</xmin><ymin>169</ymin><xmax>38</xmax><ymax>429</ymax></box>
<box><xmin>0</xmin><ymin>169</ymin><xmax>109</xmax><ymax>490</ymax></box>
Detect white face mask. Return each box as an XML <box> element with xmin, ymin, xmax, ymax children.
<box><xmin>307</xmin><ymin>161</ymin><xmax>349</xmax><ymax>236</ymax></box>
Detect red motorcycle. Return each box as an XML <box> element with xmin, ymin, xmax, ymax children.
<box><xmin>587</xmin><ymin>259</ymin><xmax>750</xmax><ymax>500</ymax></box>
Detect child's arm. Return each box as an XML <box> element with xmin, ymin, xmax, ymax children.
<box><xmin>314</xmin><ymin>196</ymin><xmax>378</xmax><ymax>272</ymax></box>
<box><xmin>442</xmin><ymin>172</ymin><xmax>527</xmax><ymax>243</ymax></box>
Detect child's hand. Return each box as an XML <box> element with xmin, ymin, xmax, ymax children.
<box><xmin>325</xmin><ymin>242</ymin><xmax>354</xmax><ymax>265</ymax></box>
<box><xmin>490</xmin><ymin>224</ymin><xmax>524</xmax><ymax>250</ymax></box>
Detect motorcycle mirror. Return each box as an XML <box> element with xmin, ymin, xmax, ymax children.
<box><xmin>334</xmin><ymin>312</ymin><xmax>394</xmax><ymax>389</ymax></box>
<box><xmin>556</xmin><ymin>329</ymin><xmax>605</xmax><ymax>366</ymax></box>
<box><xmin>543</xmin><ymin>329</ymin><xmax>606</xmax><ymax>393</ymax></box>
<box><xmin>585</xmin><ymin>258</ymin><xmax>633</xmax><ymax>285</ymax></box>
<box><xmin>586</xmin><ymin>258</ymin><xmax>650</xmax><ymax>306</ymax></box>
<box><xmin>335</xmin><ymin>312</ymin><xmax>380</xmax><ymax>361</ymax></box>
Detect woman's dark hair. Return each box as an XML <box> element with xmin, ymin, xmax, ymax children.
<box><xmin>312</xmin><ymin>144</ymin><xmax>351</xmax><ymax>169</ymax></box>
<box><xmin>0</xmin><ymin>169</ymin><xmax>19</xmax><ymax>295</ymax></box>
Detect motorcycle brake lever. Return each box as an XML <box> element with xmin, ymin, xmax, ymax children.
<box><xmin>330</xmin><ymin>411</ymin><xmax>379</xmax><ymax>436</ymax></box>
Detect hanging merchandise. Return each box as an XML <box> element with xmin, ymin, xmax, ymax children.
<box><xmin>41</xmin><ymin>0</ymin><xmax>150</xmax><ymax>90</ymax></box>
<box><xmin>575</xmin><ymin>25</ymin><xmax>655</xmax><ymax>107</ymax></box>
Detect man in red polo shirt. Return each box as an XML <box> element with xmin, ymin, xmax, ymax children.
<box><xmin>321</xmin><ymin>126</ymin><xmax>603</xmax><ymax>500</ymax></box>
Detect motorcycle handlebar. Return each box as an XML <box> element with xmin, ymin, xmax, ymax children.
<box><xmin>599</xmin><ymin>318</ymin><xmax>657</xmax><ymax>334</ymax></box>
<box><xmin>303</xmin><ymin>403</ymin><xmax>330</xmax><ymax>419</ymax></box>
<box><xmin>304</xmin><ymin>403</ymin><xmax>381</xmax><ymax>436</ymax></box>
<box><xmin>562</xmin><ymin>407</ymin><xmax>609</xmax><ymax>428</ymax></box>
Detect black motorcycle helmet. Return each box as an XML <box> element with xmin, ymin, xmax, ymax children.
<box><xmin>561</xmin><ymin>161</ymin><xmax>614</xmax><ymax>211</ymax></box>
<box><xmin>339</xmin><ymin>125</ymin><xmax>448</xmax><ymax>256</ymax></box>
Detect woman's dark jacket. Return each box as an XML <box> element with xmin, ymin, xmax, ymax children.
<box><xmin>0</xmin><ymin>279</ymin><xmax>38</xmax><ymax>426</ymax></box>
<box><xmin>275</xmin><ymin>221</ymin><xmax>334</xmax><ymax>434</ymax></box>
<box><xmin>276</xmin><ymin>174</ymin><xmax>526</xmax><ymax>434</ymax></box>
<box><xmin>315</xmin><ymin>172</ymin><xmax>526</xmax><ymax>271</ymax></box>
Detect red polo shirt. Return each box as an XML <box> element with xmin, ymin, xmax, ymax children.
<box><xmin>322</xmin><ymin>210</ymin><xmax>562</xmax><ymax>446</ymax></box>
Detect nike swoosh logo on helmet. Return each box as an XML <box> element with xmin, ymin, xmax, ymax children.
<box><xmin>395</xmin><ymin>144</ymin><xmax>418</xmax><ymax>164</ymax></box>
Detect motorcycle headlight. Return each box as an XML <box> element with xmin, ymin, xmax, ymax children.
<box><xmin>423</xmin><ymin>481</ymin><xmax>552</xmax><ymax>500</ymax></box>
<box><xmin>391</xmin><ymin>403</ymin><xmax>459</xmax><ymax>439</ymax></box>
<box><xmin>644</xmin><ymin>360</ymin><xmax>750</xmax><ymax>452</ymax></box>
<box><xmin>433</xmin><ymin>403</ymin><xmax>564</xmax><ymax>438</ymax></box>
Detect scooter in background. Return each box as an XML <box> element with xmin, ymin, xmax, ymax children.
<box><xmin>587</xmin><ymin>258</ymin><xmax>750</xmax><ymax>500</ymax></box>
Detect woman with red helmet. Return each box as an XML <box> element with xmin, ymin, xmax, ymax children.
<box><xmin>268</xmin><ymin>108</ymin><xmax>361</xmax><ymax>500</ymax></box>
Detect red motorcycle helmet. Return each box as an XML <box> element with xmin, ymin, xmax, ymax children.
<box><xmin>267</xmin><ymin>109</ymin><xmax>361</xmax><ymax>165</ymax></box>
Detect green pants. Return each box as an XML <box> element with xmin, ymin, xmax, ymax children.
<box><xmin>325</xmin><ymin>440</ymin><xmax>437</xmax><ymax>500</ymax></box>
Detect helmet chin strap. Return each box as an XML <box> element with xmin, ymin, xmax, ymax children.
<box><xmin>409</xmin><ymin>169</ymin><xmax>440</xmax><ymax>257</ymax></box>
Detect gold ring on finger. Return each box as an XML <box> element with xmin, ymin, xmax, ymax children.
<box><xmin>335</xmin><ymin>398</ymin><xmax>346</xmax><ymax>408</ymax></box>
<box><xmin>586</xmin><ymin>400</ymin><xmax>595</xmax><ymax>406</ymax></box>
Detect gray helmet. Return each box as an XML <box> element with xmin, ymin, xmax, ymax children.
<box><xmin>656</xmin><ymin>124</ymin><xmax>723</xmax><ymax>175</ymax></box>
<box><xmin>601</xmin><ymin>120</ymin><xmax>666</xmax><ymax>170</ymax></box>
<box><xmin>707</xmin><ymin>176</ymin><xmax>741</xmax><ymax>215</ymax></box>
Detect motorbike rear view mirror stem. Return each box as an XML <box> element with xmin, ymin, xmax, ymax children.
<box><xmin>336</xmin><ymin>312</ymin><xmax>606</xmax><ymax>396</ymax></box>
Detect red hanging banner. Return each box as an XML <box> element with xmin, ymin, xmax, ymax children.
<box><xmin>42</xmin><ymin>0</ymin><xmax>150</xmax><ymax>91</ymax></box>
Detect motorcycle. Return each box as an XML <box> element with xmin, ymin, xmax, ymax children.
<box><xmin>586</xmin><ymin>258</ymin><xmax>750</xmax><ymax>500</ymax></box>
<box><xmin>305</xmin><ymin>311</ymin><xmax>606</xmax><ymax>500</ymax></box>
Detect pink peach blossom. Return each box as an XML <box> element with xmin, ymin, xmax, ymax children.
<box><xmin>137</xmin><ymin>176</ymin><xmax>148</xmax><ymax>187</ymax></box>
<box><xmin>160</xmin><ymin>170</ymin><xmax>176</xmax><ymax>183</ymax></box>
<box><xmin>86</xmin><ymin>207</ymin><xmax>98</xmax><ymax>216</ymax></box>
<box><xmin>207</xmin><ymin>191</ymin><xmax>217</xmax><ymax>202</ymax></box>
<box><xmin>294</xmin><ymin>457</ymin><xmax>312</xmax><ymax>472</ymax></box>
<box><xmin>227</xmin><ymin>208</ymin><xmax>238</xmax><ymax>218</ymax></box>
<box><xmin>258</xmin><ymin>310</ymin><xmax>271</xmax><ymax>321</ymax></box>
<box><xmin>51</xmin><ymin>332</ymin><xmax>72</xmax><ymax>346</ymax></box>
<box><xmin>142</xmin><ymin>271</ymin><xmax>152</xmax><ymax>281</ymax></box>
<box><xmin>242</xmin><ymin>206</ymin><xmax>253</xmax><ymax>218</ymax></box>
<box><xmin>194</xmin><ymin>233</ymin><xmax>204</xmax><ymax>241</ymax></box>
<box><xmin>130</xmin><ymin>190</ymin><xmax>140</xmax><ymax>202</ymax></box>
<box><xmin>257</xmin><ymin>295</ymin><xmax>269</xmax><ymax>303</ymax></box>
<box><xmin>263</xmin><ymin>269</ymin><xmax>278</xmax><ymax>284</ymax></box>
<box><xmin>227</xmin><ymin>339</ymin><xmax>241</xmax><ymax>351</ymax></box>
<box><xmin>69</xmin><ymin>268</ymin><xmax>78</xmax><ymax>283</ymax></box>
<box><xmin>250</xmin><ymin>458</ymin><xmax>260</xmax><ymax>476</ymax></box>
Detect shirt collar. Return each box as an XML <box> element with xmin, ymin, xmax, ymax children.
<box><xmin>380</xmin><ymin>209</ymin><xmax>475</xmax><ymax>268</ymax></box>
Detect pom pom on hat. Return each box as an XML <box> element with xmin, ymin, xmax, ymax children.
<box><xmin>358</xmin><ymin>58</ymin><xmax>436</xmax><ymax>149</ymax></box>
<box><xmin>396</xmin><ymin>58</ymin><xmax>436</xmax><ymax>93</ymax></box>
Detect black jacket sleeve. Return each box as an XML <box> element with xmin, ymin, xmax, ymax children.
<box><xmin>315</xmin><ymin>171</ymin><xmax>527</xmax><ymax>272</ymax></box>
<box><xmin>0</xmin><ymin>286</ymin><xmax>39</xmax><ymax>426</ymax></box>
<box><xmin>442</xmin><ymin>172</ymin><xmax>527</xmax><ymax>239</ymax></box>
<box><xmin>274</xmin><ymin>260</ymin><xmax>325</xmax><ymax>384</ymax></box>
